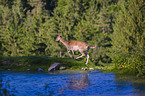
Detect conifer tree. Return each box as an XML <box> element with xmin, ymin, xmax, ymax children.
<box><xmin>0</xmin><ymin>0</ymin><xmax>25</xmax><ymax>56</ymax></box>
<box><xmin>109</xmin><ymin>0</ymin><xmax>145</xmax><ymax>76</ymax></box>
<box><xmin>24</xmin><ymin>0</ymin><xmax>49</xmax><ymax>56</ymax></box>
<box><xmin>0</xmin><ymin>4</ymin><xmax>12</xmax><ymax>55</ymax></box>
<box><xmin>47</xmin><ymin>0</ymin><xmax>90</xmax><ymax>57</ymax></box>
<box><xmin>94</xmin><ymin>0</ymin><xmax>116</xmax><ymax>65</ymax></box>
<box><xmin>73</xmin><ymin>0</ymin><xmax>114</xmax><ymax>65</ymax></box>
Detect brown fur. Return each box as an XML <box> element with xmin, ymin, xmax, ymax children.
<box><xmin>55</xmin><ymin>34</ymin><xmax>95</xmax><ymax>64</ymax></box>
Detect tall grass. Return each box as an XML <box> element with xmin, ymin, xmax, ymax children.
<box><xmin>113</xmin><ymin>47</ymin><xmax>145</xmax><ymax>77</ymax></box>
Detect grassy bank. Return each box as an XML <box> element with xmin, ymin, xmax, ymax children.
<box><xmin>0</xmin><ymin>56</ymin><xmax>144</xmax><ymax>78</ymax></box>
<box><xmin>101</xmin><ymin>63</ymin><xmax>145</xmax><ymax>77</ymax></box>
<box><xmin>0</xmin><ymin>56</ymin><xmax>96</xmax><ymax>72</ymax></box>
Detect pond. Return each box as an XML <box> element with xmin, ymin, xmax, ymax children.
<box><xmin>0</xmin><ymin>70</ymin><xmax>145</xmax><ymax>96</ymax></box>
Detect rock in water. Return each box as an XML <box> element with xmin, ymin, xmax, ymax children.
<box><xmin>89</xmin><ymin>68</ymin><xmax>94</xmax><ymax>70</ymax></box>
<box><xmin>48</xmin><ymin>63</ymin><xmax>61</xmax><ymax>72</ymax></box>
<box><xmin>27</xmin><ymin>69</ymin><xmax>31</xmax><ymax>71</ymax></box>
<box><xmin>59</xmin><ymin>66</ymin><xmax>66</xmax><ymax>70</ymax></box>
<box><xmin>38</xmin><ymin>68</ymin><xmax>43</xmax><ymax>72</ymax></box>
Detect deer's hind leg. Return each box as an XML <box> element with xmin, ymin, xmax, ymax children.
<box><xmin>85</xmin><ymin>47</ymin><xmax>90</xmax><ymax>64</ymax></box>
<box><xmin>76</xmin><ymin>51</ymin><xmax>89</xmax><ymax>64</ymax></box>
<box><xmin>76</xmin><ymin>51</ymin><xmax>85</xmax><ymax>59</ymax></box>
<box><xmin>85</xmin><ymin>54</ymin><xmax>89</xmax><ymax>64</ymax></box>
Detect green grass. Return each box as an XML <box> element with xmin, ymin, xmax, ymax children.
<box><xmin>0</xmin><ymin>56</ymin><xmax>96</xmax><ymax>72</ymax></box>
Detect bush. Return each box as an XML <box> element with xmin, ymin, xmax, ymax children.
<box><xmin>109</xmin><ymin>0</ymin><xmax>145</xmax><ymax>76</ymax></box>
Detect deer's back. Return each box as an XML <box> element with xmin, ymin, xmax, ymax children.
<box><xmin>68</xmin><ymin>40</ymin><xmax>89</xmax><ymax>51</ymax></box>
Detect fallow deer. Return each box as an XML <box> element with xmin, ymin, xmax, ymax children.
<box><xmin>55</xmin><ymin>34</ymin><xmax>95</xmax><ymax>64</ymax></box>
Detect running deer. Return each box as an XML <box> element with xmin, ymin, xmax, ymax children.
<box><xmin>55</xmin><ymin>34</ymin><xmax>95</xmax><ymax>64</ymax></box>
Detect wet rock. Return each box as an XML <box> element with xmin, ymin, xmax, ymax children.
<box><xmin>38</xmin><ymin>68</ymin><xmax>43</xmax><ymax>72</ymax></box>
<box><xmin>60</xmin><ymin>67</ymin><xmax>66</xmax><ymax>70</ymax></box>
<box><xmin>27</xmin><ymin>69</ymin><xmax>31</xmax><ymax>71</ymax></box>
<box><xmin>82</xmin><ymin>67</ymin><xmax>88</xmax><ymax>70</ymax></box>
<box><xmin>48</xmin><ymin>63</ymin><xmax>61</xmax><ymax>72</ymax></box>
<box><xmin>89</xmin><ymin>68</ymin><xmax>94</xmax><ymax>70</ymax></box>
<box><xmin>2</xmin><ymin>60</ymin><xmax>10</xmax><ymax>65</ymax></box>
<box><xmin>98</xmin><ymin>67</ymin><xmax>101</xmax><ymax>70</ymax></box>
<box><xmin>18</xmin><ymin>64</ymin><xmax>23</xmax><ymax>66</ymax></box>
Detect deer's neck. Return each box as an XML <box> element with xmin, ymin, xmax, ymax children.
<box><xmin>60</xmin><ymin>38</ymin><xmax>69</xmax><ymax>49</ymax></box>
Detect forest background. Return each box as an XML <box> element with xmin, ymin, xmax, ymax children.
<box><xmin>0</xmin><ymin>0</ymin><xmax>145</xmax><ymax>76</ymax></box>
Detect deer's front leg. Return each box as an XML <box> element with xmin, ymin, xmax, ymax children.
<box><xmin>68</xmin><ymin>50</ymin><xmax>72</xmax><ymax>58</ymax></box>
<box><xmin>72</xmin><ymin>50</ymin><xmax>75</xmax><ymax>60</ymax></box>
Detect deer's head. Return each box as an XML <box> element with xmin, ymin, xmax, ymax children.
<box><xmin>55</xmin><ymin>34</ymin><xmax>61</xmax><ymax>41</ymax></box>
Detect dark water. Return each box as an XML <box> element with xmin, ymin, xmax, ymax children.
<box><xmin>0</xmin><ymin>70</ymin><xmax>145</xmax><ymax>96</ymax></box>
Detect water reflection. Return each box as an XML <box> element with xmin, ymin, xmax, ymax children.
<box><xmin>59</xmin><ymin>74</ymin><xmax>90</xmax><ymax>94</ymax></box>
<box><xmin>0</xmin><ymin>70</ymin><xmax>145</xmax><ymax>96</ymax></box>
<box><xmin>67</xmin><ymin>74</ymin><xmax>90</xmax><ymax>90</ymax></box>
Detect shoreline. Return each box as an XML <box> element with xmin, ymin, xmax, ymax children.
<box><xmin>0</xmin><ymin>56</ymin><xmax>97</xmax><ymax>72</ymax></box>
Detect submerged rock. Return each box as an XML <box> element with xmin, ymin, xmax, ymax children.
<box><xmin>38</xmin><ymin>68</ymin><xmax>43</xmax><ymax>72</ymax></box>
<box><xmin>27</xmin><ymin>69</ymin><xmax>31</xmax><ymax>71</ymax></box>
<box><xmin>8</xmin><ymin>69</ymin><xmax>12</xmax><ymax>71</ymax></box>
<box><xmin>48</xmin><ymin>63</ymin><xmax>61</xmax><ymax>72</ymax></box>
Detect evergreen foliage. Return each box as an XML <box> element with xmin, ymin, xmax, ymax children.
<box><xmin>0</xmin><ymin>0</ymin><xmax>144</xmax><ymax>76</ymax></box>
<box><xmin>109</xmin><ymin>0</ymin><xmax>145</xmax><ymax>76</ymax></box>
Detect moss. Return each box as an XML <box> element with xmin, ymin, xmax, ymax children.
<box><xmin>0</xmin><ymin>56</ymin><xmax>95</xmax><ymax>72</ymax></box>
